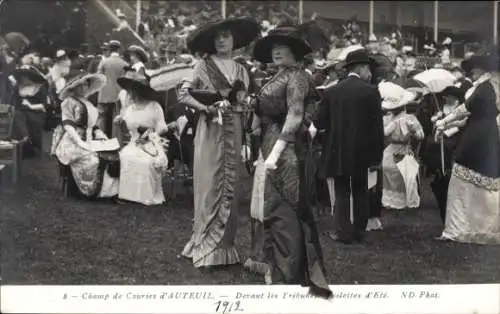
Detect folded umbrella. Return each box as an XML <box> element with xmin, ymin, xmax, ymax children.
<box><xmin>396</xmin><ymin>154</ymin><xmax>421</xmax><ymax>207</ymax></box>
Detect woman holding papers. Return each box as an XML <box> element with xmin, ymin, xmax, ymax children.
<box><xmin>115</xmin><ymin>71</ymin><xmax>169</xmax><ymax>205</ymax></box>
<box><xmin>245</xmin><ymin>26</ymin><xmax>331</xmax><ymax>299</ymax></box>
<box><xmin>179</xmin><ymin>18</ymin><xmax>258</xmax><ymax>268</ymax></box>
<box><xmin>435</xmin><ymin>54</ymin><xmax>500</xmax><ymax>244</ymax></box>
<box><xmin>51</xmin><ymin>70</ymin><xmax>119</xmax><ymax>199</ymax></box>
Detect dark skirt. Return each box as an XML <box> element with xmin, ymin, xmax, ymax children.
<box><xmin>261</xmin><ymin>130</ymin><xmax>331</xmax><ymax>298</ymax></box>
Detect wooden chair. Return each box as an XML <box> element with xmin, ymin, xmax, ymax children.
<box><xmin>0</xmin><ymin>104</ymin><xmax>24</xmax><ymax>185</ymax></box>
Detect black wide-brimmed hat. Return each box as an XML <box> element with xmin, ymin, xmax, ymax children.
<box><xmin>343</xmin><ymin>49</ymin><xmax>376</xmax><ymax>68</ymax></box>
<box><xmin>124</xmin><ymin>45</ymin><xmax>149</xmax><ymax>63</ymax></box>
<box><xmin>253</xmin><ymin>26</ymin><xmax>312</xmax><ymax>64</ymax></box>
<box><xmin>117</xmin><ymin>70</ymin><xmax>157</xmax><ymax>100</ymax></box>
<box><xmin>468</xmin><ymin>54</ymin><xmax>497</xmax><ymax>72</ymax></box>
<box><xmin>13</xmin><ymin>65</ymin><xmax>46</xmax><ymax>84</ymax></box>
<box><xmin>187</xmin><ymin>18</ymin><xmax>260</xmax><ymax>55</ymax></box>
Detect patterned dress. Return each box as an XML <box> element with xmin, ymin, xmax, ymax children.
<box><xmin>180</xmin><ymin>56</ymin><xmax>250</xmax><ymax>267</ymax></box>
<box><xmin>51</xmin><ymin>97</ymin><xmax>118</xmax><ymax>198</ymax></box>
<box><xmin>250</xmin><ymin>64</ymin><xmax>331</xmax><ymax>296</ymax></box>
<box><xmin>382</xmin><ymin>112</ymin><xmax>424</xmax><ymax>209</ymax></box>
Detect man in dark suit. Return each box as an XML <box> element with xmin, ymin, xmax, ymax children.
<box><xmin>97</xmin><ymin>40</ymin><xmax>128</xmax><ymax>137</ymax></box>
<box><xmin>317</xmin><ymin>49</ymin><xmax>384</xmax><ymax>243</ymax></box>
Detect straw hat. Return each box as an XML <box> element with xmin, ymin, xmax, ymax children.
<box><xmin>58</xmin><ymin>70</ymin><xmax>107</xmax><ymax>100</ymax></box>
<box><xmin>124</xmin><ymin>45</ymin><xmax>149</xmax><ymax>63</ymax></box>
<box><xmin>117</xmin><ymin>70</ymin><xmax>157</xmax><ymax>100</ymax></box>
<box><xmin>108</xmin><ymin>40</ymin><xmax>122</xmax><ymax>50</ymax></box>
<box><xmin>187</xmin><ymin>18</ymin><xmax>260</xmax><ymax>55</ymax></box>
<box><xmin>379</xmin><ymin>81</ymin><xmax>417</xmax><ymax>110</ymax></box>
<box><xmin>253</xmin><ymin>25</ymin><xmax>312</xmax><ymax>63</ymax></box>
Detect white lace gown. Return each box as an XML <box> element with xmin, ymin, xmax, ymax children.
<box><xmin>118</xmin><ymin>101</ymin><xmax>169</xmax><ymax>205</ymax></box>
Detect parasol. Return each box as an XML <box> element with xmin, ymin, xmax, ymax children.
<box><xmin>147</xmin><ymin>63</ymin><xmax>194</xmax><ymax>91</ymax></box>
<box><xmin>396</xmin><ymin>154</ymin><xmax>420</xmax><ymax>207</ymax></box>
<box><xmin>413</xmin><ymin>68</ymin><xmax>456</xmax><ymax>93</ymax></box>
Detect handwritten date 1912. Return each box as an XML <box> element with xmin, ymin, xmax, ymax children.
<box><xmin>215</xmin><ymin>301</ymin><xmax>243</xmax><ymax>313</ymax></box>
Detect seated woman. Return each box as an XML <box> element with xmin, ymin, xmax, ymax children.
<box><xmin>51</xmin><ymin>70</ymin><xmax>119</xmax><ymax>199</ymax></box>
<box><xmin>115</xmin><ymin>71</ymin><xmax>169</xmax><ymax>205</ymax></box>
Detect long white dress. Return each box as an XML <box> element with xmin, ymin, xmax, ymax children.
<box><xmin>119</xmin><ymin>101</ymin><xmax>169</xmax><ymax>205</ymax></box>
<box><xmin>382</xmin><ymin>112</ymin><xmax>423</xmax><ymax>209</ymax></box>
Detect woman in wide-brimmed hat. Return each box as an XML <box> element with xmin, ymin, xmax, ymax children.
<box><xmin>124</xmin><ymin>45</ymin><xmax>149</xmax><ymax>74</ymax></box>
<box><xmin>434</xmin><ymin>53</ymin><xmax>500</xmax><ymax>244</ymax></box>
<box><xmin>114</xmin><ymin>69</ymin><xmax>170</xmax><ymax>206</ymax></box>
<box><xmin>179</xmin><ymin>18</ymin><xmax>259</xmax><ymax>269</ymax></box>
<box><xmin>51</xmin><ymin>70</ymin><xmax>119</xmax><ymax>200</ymax></box>
<box><xmin>378</xmin><ymin>82</ymin><xmax>424</xmax><ymax>210</ymax></box>
<box><xmin>244</xmin><ymin>25</ymin><xmax>332</xmax><ymax>299</ymax></box>
<box><xmin>12</xmin><ymin>65</ymin><xmax>49</xmax><ymax>157</ymax></box>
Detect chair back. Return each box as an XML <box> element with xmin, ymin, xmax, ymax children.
<box><xmin>0</xmin><ymin>104</ymin><xmax>15</xmax><ymax>141</ymax></box>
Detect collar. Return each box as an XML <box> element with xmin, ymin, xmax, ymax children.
<box><xmin>110</xmin><ymin>52</ymin><xmax>120</xmax><ymax>57</ymax></box>
<box><xmin>348</xmin><ymin>72</ymin><xmax>360</xmax><ymax>79</ymax></box>
<box><xmin>473</xmin><ymin>73</ymin><xmax>491</xmax><ymax>87</ymax></box>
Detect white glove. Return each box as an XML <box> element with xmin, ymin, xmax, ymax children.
<box><xmin>444</xmin><ymin>127</ymin><xmax>459</xmax><ymax>138</ymax></box>
<box><xmin>435</xmin><ymin>119</ymin><xmax>446</xmax><ymax>129</ymax></box>
<box><xmin>78</xmin><ymin>141</ymin><xmax>93</xmax><ymax>152</ymax></box>
<box><xmin>264</xmin><ymin>139</ymin><xmax>287</xmax><ymax>170</ymax></box>
<box><xmin>308</xmin><ymin>123</ymin><xmax>317</xmax><ymax>139</ymax></box>
<box><xmin>176</xmin><ymin>115</ymin><xmax>188</xmax><ymax>135</ymax></box>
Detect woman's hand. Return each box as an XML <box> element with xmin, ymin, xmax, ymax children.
<box><xmin>113</xmin><ymin>115</ymin><xmax>123</xmax><ymax>124</ymax></box>
<box><xmin>78</xmin><ymin>141</ymin><xmax>93</xmax><ymax>152</ymax></box>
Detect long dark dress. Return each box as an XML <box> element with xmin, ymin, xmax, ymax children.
<box><xmin>441</xmin><ymin>78</ymin><xmax>500</xmax><ymax>244</ymax></box>
<box><xmin>250</xmin><ymin>65</ymin><xmax>331</xmax><ymax>297</ymax></box>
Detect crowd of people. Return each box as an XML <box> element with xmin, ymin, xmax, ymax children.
<box><xmin>1</xmin><ymin>13</ymin><xmax>499</xmax><ymax>300</ymax></box>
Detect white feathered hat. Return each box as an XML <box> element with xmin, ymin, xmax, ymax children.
<box><xmin>379</xmin><ymin>81</ymin><xmax>417</xmax><ymax>110</ymax></box>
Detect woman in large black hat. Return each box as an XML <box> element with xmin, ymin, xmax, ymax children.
<box><xmin>51</xmin><ymin>70</ymin><xmax>119</xmax><ymax>200</ymax></box>
<box><xmin>435</xmin><ymin>53</ymin><xmax>500</xmax><ymax>244</ymax></box>
<box><xmin>245</xmin><ymin>25</ymin><xmax>332</xmax><ymax>298</ymax></box>
<box><xmin>12</xmin><ymin>65</ymin><xmax>49</xmax><ymax>157</ymax></box>
<box><xmin>115</xmin><ymin>70</ymin><xmax>170</xmax><ymax>206</ymax></box>
<box><xmin>179</xmin><ymin>18</ymin><xmax>259</xmax><ymax>268</ymax></box>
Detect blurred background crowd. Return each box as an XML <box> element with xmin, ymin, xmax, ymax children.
<box><xmin>1</xmin><ymin>0</ymin><xmax>498</xmax><ymax>72</ymax></box>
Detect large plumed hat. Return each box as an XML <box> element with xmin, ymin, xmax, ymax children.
<box><xmin>58</xmin><ymin>69</ymin><xmax>107</xmax><ymax>100</ymax></box>
<box><xmin>468</xmin><ymin>54</ymin><xmax>497</xmax><ymax>72</ymax></box>
<box><xmin>187</xmin><ymin>18</ymin><xmax>260</xmax><ymax>55</ymax></box>
<box><xmin>252</xmin><ymin>25</ymin><xmax>312</xmax><ymax>64</ymax></box>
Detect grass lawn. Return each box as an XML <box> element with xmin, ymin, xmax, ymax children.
<box><xmin>1</xmin><ymin>143</ymin><xmax>500</xmax><ymax>285</ymax></box>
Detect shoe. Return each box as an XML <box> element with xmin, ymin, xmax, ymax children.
<box><xmin>366</xmin><ymin>218</ymin><xmax>384</xmax><ymax>231</ymax></box>
<box><xmin>328</xmin><ymin>232</ymin><xmax>353</xmax><ymax>244</ymax></box>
